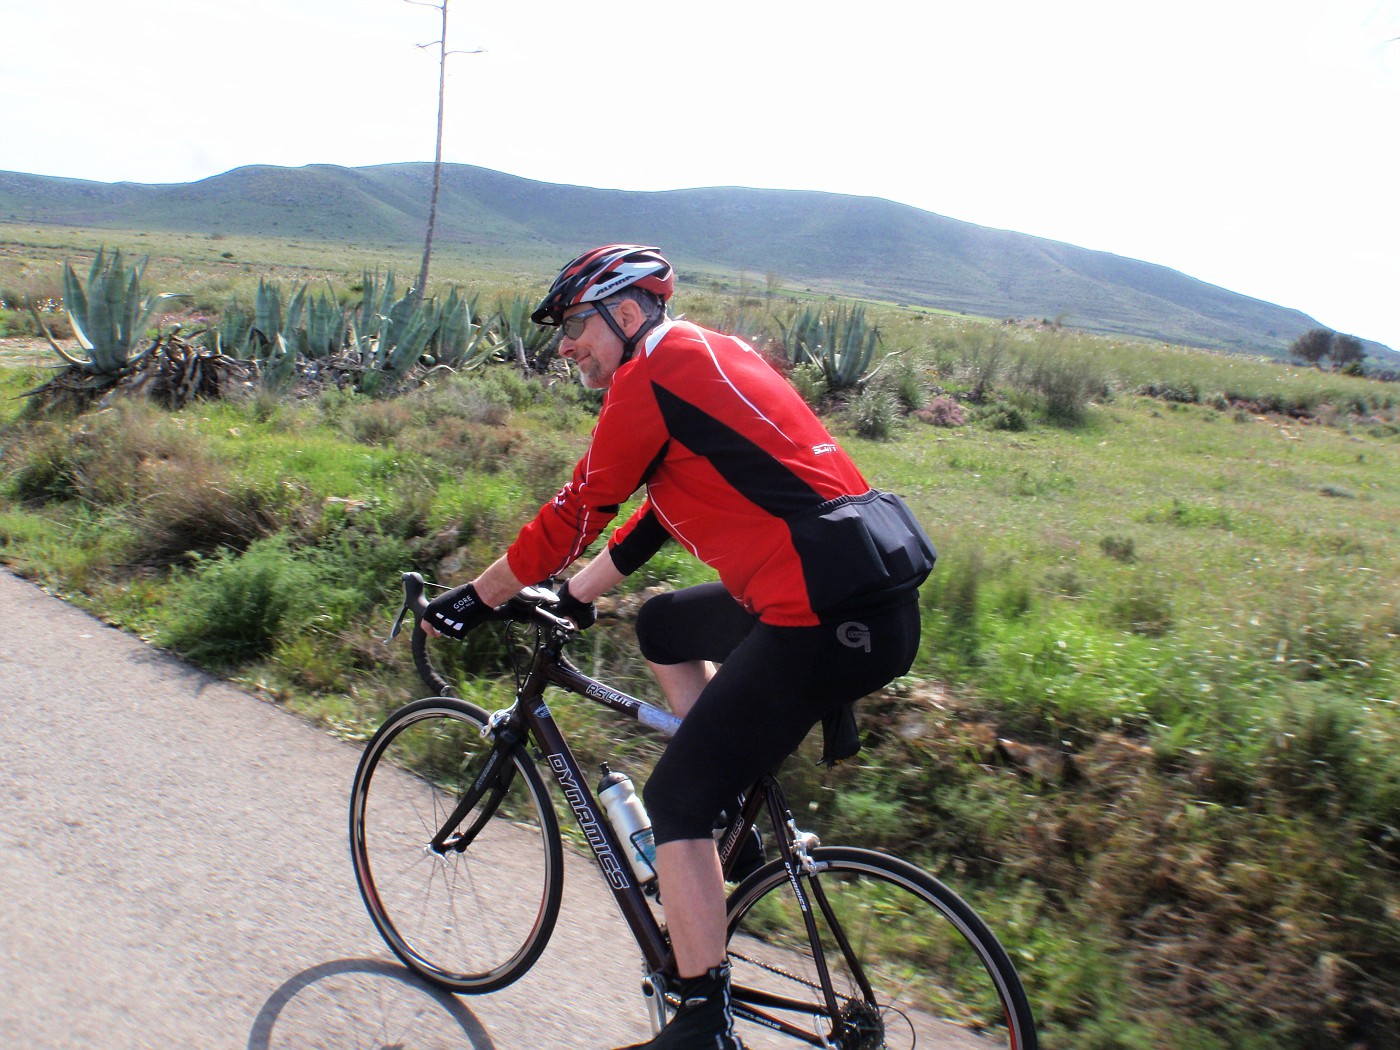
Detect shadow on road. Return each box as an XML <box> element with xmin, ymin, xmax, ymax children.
<box><xmin>248</xmin><ymin>957</ymin><xmax>495</xmax><ymax>1049</ymax></box>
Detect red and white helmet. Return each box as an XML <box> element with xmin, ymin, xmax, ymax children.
<box><xmin>531</xmin><ymin>244</ymin><xmax>674</xmax><ymax>327</ymax></box>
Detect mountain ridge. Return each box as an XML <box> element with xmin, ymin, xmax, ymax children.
<box><xmin>1</xmin><ymin>162</ymin><xmax>1391</xmax><ymax>361</ymax></box>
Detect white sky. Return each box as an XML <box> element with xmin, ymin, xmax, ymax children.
<box><xmin>2</xmin><ymin>0</ymin><xmax>1397</xmax><ymax>351</ymax></box>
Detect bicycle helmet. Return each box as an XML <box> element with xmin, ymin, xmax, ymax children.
<box><xmin>531</xmin><ymin>244</ymin><xmax>674</xmax><ymax>328</ymax></box>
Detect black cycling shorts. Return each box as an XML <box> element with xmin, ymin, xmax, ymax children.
<box><xmin>635</xmin><ymin>582</ymin><xmax>920</xmax><ymax>845</ymax></box>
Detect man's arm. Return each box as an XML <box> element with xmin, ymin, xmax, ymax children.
<box><xmin>564</xmin><ymin>549</ymin><xmax>627</xmax><ymax>603</ymax></box>
<box><xmin>471</xmin><ymin>553</ymin><xmax>528</xmax><ymax>606</ymax></box>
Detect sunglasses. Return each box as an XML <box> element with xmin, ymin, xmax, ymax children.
<box><xmin>560</xmin><ymin>306</ymin><xmax>607</xmax><ymax>340</ymax></box>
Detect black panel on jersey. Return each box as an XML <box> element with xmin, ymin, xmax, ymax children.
<box><xmin>651</xmin><ymin>382</ymin><xmax>821</xmax><ymax>519</ymax></box>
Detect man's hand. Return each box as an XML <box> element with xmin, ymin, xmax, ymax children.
<box><xmin>554</xmin><ymin>578</ymin><xmax>597</xmax><ymax>630</ymax></box>
<box><xmin>423</xmin><ymin>582</ymin><xmax>493</xmax><ymax>639</ymax></box>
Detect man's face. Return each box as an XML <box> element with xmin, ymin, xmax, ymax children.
<box><xmin>558</xmin><ymin>303</ymin><xmax>626</xmax><ymax>389</ymax></box>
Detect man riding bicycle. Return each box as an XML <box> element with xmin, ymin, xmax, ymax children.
<box><xmin>423</xmin><ymin>244</ymin><xmax>934</xmax><ymax>1050</ymax></box>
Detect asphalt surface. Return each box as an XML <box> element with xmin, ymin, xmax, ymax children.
<box><xmin>0</xmin><ymin>568</ymin><xmax>653</xmax><ymax>1049</ymax></box>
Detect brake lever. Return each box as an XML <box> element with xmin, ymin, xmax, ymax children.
<box><xmin>388</xmin><ymin>571</ymin><xmax>430</xmax><ymax>641</ymax></box>
<box><xmin>388</xmin><ymin>598</ymin><xmax>411</xmax><ymax>642</ymax></box>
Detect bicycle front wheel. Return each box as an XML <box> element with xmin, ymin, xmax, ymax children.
<box><xmin>726</xmin><ymin>847</ymin><xmax>1037</xmax><ymax>1050</ymax></box>
<box><xmin>349</xmin><ymin>697</ymin><xmax>564</xmax><ymax>993</ymax></box>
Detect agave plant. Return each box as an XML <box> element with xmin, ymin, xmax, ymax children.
<box><xmin>430</xmin><ymin>286</ymin><xmax>490</xmax><ymax>370</ymax></box>
<box><xmin>492</xmin><ymin>293</ymin><xmax>558</xmax><ymax>372</ymax></box>
<box><xmin>251</xmin><ymin>277</ymin><xmax>285</xmax><ymax>349</ymax></box>
<box><xmin>289</xmin><ymin>282</ymin><xmax>346</xmax><ymax>360</ymax></box>
<box><xmin>780</xmin><ymin>303</ymin><xmax>883</xmax><ymax>393</ymax></box>
<box><xmin>198</xmin><ymin>301</ymin><xmax>254</xmax><ymax>357</ymax></box>
<box><xmin>351</xmin><ymin>288</ymin><xmax>439</xmax><ymax>395</ymax></box>
<box><xmin>257</xmin><ymin>332</ymin><xmax>300</xmax><ymax>392</ymax></box>
<box><xmin>351</xmin><ymin>269</ymin><xmax>400</xmax><ymax>344</ymax></box>
<box><xmin>32</xmin><ymin>248</ymin><xmax>183</xmax><ymax>384</ymax></box>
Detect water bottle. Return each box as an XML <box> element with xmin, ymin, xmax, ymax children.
<box><xmin>597</xmin><ymin>763</ymin><xmax>657</xmax><ymax>884</ymax></box>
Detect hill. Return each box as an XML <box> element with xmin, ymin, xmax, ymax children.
<box><xmin>0</xmin><ymin>162</ymin><xmax>1392</xmax><ymax>362</ymax></box>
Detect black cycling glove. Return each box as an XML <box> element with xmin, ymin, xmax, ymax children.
<box><xmin>554</xmin><ymin>579</ymin><xmax>597</xmax><ymax>630</ymax></box>
<box><xmin>423</xmin><ymin>582</ymin><xmax>493</xmax><ymax>639</ymax></box>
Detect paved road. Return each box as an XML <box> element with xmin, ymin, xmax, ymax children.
<box><xmin>0</xmin><ymin>569</ymin><xmax>653</xmax><ymax>1049</ymax></box>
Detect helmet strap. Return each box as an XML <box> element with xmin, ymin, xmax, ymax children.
<box><xmin>598</xmin><ymin>301</ymin><xmax>663</xmax><ymax>365</ymax></box>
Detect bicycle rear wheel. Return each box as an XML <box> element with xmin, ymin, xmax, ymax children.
<box><xmin>350</xmin><ymin>697</ymin><xmax>564</xmax><ymax>993</ymax></box>
<box><xmin>725</xmin><ymin>846</ymin><xmax>1037</xmax><ymax>1049</ymax></box>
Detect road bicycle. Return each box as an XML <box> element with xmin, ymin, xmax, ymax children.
<box><xmin>349</xmin><ymin>572</ymin><xmax>1039</xmax><ymax>1049</ymax></box>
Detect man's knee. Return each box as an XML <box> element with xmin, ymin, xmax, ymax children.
<box><xmin>643</xmin><ymin>762</ymin><xmax>719</xmax><ymax>845</ymax></box>
<box><xmin>635</xmin><ymin>592</ymin><xmax>680</xmax><ymax>665</ymax></box>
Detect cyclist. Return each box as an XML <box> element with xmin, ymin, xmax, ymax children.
<box><xmin>423</xmin><ymin>244</ymin><xmax>934</xmax><ymax>1050</ymax></box>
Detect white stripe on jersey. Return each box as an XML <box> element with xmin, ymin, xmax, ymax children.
<box><xmin>687</xmin><ymin>324</ymin><xmax>801</xmax><ymax>449</ymax></box>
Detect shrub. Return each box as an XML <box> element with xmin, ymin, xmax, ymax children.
<box><xmin>889</xmin><ymin>353</ymin><xmax>928</xmax><ymax>411</ymax></box>
<box><xmin>337</xmin><ymin>398</ymin><xmax>414</xmax><ymax>446</ymax></box>
<box><xmin>1136</xmin><ymin>382</ymin><xmax>1200</xmax><ymax>404</ymax></box>
<box><xmin>124</xmin><ymin>462</ymin><xmax>282</xmax><ymax>567</ymax></box>
<box><xmin>30</xmin><ymin>400</ymin><xmax>186</xmax><ymax>507</ymax></box>
<box><xmin>787</xmin><ymin>362</ymin><xmax>828</xmax><ymax>406</ymax></box>
<box><xmin>848</xmin><ymin>386</ymin><xmax>898</xmax><ymax>440</ymax></box>
<box><xmin>3</xmin><ymin>422</ymin><xmax>84</xmax><ymax>502</ymax></box>
<box><xmin>975</xmin><ymin>402</ymin><xmax>1028</xmax><ymax>432</ymax></box>
<box><xmin>1106</xmin><ymin>582</ymin><xmax>1174</xmax><ymax>637</ymax></box>
<box><xmin>1099</xmin><ymin>535</ymin><xmax>1137</xmax><ymax>563</ymax></box>
<box><xmin>918</xmin><ymin>397</ymin><xmax>966</xmax><ymax>427</ymax></box>
<box><xmin>1008</xmin><ymin>342</ymin><xmax>1109</xmax><ymax>425</ymax></box>
<box><xmin>159</xmin><ymin>536</ymin><xmax>317</xmax><ymax>666</ymax></box>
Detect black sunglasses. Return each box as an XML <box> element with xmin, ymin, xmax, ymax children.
<box><xmin>560</xmin><ymin>306</ymin><xmax>607</xmax><ymax>340</ymax></box>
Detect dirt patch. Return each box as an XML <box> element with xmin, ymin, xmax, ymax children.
<box><xmin>0</xmin><ymin>337</ymin><xmax>63</xmax><ymax>366</ymax></box>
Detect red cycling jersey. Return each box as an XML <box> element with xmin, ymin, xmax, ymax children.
<box><xmin>506</xmin><ymin>320</ymin><xmax>882</xmax><ymax>626</ymax></box>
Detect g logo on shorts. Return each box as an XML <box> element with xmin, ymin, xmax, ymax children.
<box><xmin>837</xmin><ymin>621</ymin><xmax>871</xmax><ymax>652</ymax></box>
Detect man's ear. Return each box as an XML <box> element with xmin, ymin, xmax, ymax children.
<box><xmin>614</xmin><ymin>297</ymin><xmax>645</xmax><ymax>337</ymax></box>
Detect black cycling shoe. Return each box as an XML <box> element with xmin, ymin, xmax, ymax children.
<box><xmin>613</xmin><ymin>964</ymin><xmax>745</xmax><ymax>1050</ymax></box>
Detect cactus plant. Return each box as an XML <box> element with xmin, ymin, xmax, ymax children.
<box><xmin>351</xmin><ymin>288</ymin><xmax>439</xmax><ymax>395</ymax></box>
<box><xmin>430</xmin><ymin>286</ymin><xmax>490</xmax><ymax>369</ymax></box>
<box><xmin>32</xmin><ymin>248</ymin><xmax>182</xmax><ymax>384</ymax></box>
<box><xmin>781</xmin><ymin>303</ymin><xmax>882</xmax><ymax>393</ymax></box>
<box><xmin>492</xmin><ymin>293</ymin><xmax>558</xmax><ymax>371</ymax></box>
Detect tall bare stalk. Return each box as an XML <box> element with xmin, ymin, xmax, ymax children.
<box><xmin>406</xmin><ymin>0</ymin><xmax>480</xmax><ymax>304</ymax></box>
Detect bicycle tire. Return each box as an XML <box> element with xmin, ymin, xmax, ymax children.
<box><xmin>349</xmin><ymin>696</ymin><xmax>565</xmax><ymax>993</ymax></box>
<box><xmin>725</xmin><ymin>846</ymin><xmax>1038</xmax><ymax>1050</ymax></box>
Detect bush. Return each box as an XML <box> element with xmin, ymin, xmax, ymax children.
<box><xmin>1008</xmin><ymin>342</ymin><xmax>1109</xmax><ymax>425</ymax></box>
<box><xmin>787</xmin><ymin>362</ymin><xmax>828</xmax><ymax>407</ymax></box>
<box><xmin>848</xmin><ymin>386</ymin><xmax>898</xmax><ymax>440</ymax></box>
<box><xmin>159</xmin><ymin>537</ymin><xmax>318</xmax><ymax>666</ymax></box>
<box><xmin>975</xmin><ymin>402</ymin><xmax>1028</xmax><ymax>431</ymax></box>
<box><xmin>917</xmin><ymin>397</ymin><xmax>966</xmax><ymax>427</ymax></box>
<box><xmin>1106</xmin><ymin>581</ymin><xmax>1174</xmax><ymax>637</ymax></box>
<box><xmin>125</xmin><ymin>463</ymin><xmax>282</xmax><ymax>567</ymax></box>
<box><xmin>1099</xmin><ymin>535</ymin><xmax>1137</xmax><ymax>563</ymax></box>
<box><xmin>889</xmin><ymin>353</ymin><xmax>928</xmax><ymax>411</ymax></box>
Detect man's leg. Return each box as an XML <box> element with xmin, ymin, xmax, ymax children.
<box><xmin>647</xmin><ymin>658</ymin><xmax>716</xmax><ymax>720</ymax></box>
<box><xmin>654</xmin><ymin>838</ymin><xmax>727</xmax><ymax>975</ymax></box>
